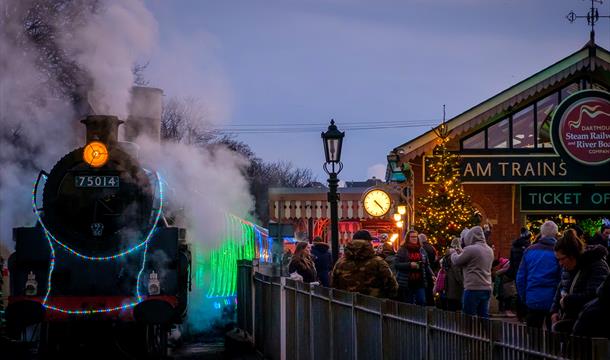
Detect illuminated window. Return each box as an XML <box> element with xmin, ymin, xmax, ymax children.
<box><xmin>536</xmin><ymin>93</ymin><xmax>558</xmax><ymax>148</ymax></box>
<box><xmin>463</xmin><ymin>131</ymin><xmax>485</xmax><ymax>149</ymax></box>
<box><xmin>560</xmin><ymin>83</ymin><xmax>579</xmax><ymax>101</ymax></box>
<box><xmin>512</xmin><ymin>105</ymin><xmax>534</xmax><ymax>148</ymax></box>
<box><xmin>487</xmin><ymin>119</ymin><xmax>509</xmax><ymax>149</ymax></box>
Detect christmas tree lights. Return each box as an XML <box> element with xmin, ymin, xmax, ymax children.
<box><xmin>416</xmin><ymin>124</ymin><xmax>477</xmax><ymax>251</ymax></box>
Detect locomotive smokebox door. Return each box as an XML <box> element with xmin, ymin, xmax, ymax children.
<box><xmin>42</xmin><ymin>115</ymin><xmax>154</xmax><ymax>255</ymax></box>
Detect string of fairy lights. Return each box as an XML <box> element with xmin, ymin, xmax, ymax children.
<box><xmin>31</xmin><ymin>167</ymin><xmax>267</xmax><ymax>314</ymax></box>
<box><xmin>31</xmin><ymin>171</ymin><xmax>163</xmax><ymax>314</ymax></box>
<box><xmin>205</xmin><ymin>214</ymin><xmax>267</xmax><ymax>298</ymax></box>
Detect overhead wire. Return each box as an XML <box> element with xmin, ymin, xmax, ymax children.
<box><xmin>209</xmin><ymin>119</ymin><xmax>440</xmax><ymax>134</ymax></box>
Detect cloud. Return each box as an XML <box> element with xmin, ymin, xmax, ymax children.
<box><xmin>367</xmin><ymin>163</ymin><xmax>387</xmax><ymax>180</ymax></box>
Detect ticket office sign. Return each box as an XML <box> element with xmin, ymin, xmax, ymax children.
<box><xmin>520</xmin><ymin>185</ymin><xmax>610</xmax><ymax>212</ymax></box>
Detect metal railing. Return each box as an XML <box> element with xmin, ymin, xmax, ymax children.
<box><xmin>236</xmin><ymin>261</ymin><xmax>609</xmax><ymax>360</ymax></box>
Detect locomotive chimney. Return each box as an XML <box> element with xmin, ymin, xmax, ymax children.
<box><xmin>81</xmin><ymin>115</ymin><xmax>124</xmax><ymax>145</ymax></box>
<box><xmin>125</xmin><ymin>86</ymin><xmax>163</xmax><ymax>143</ymax></box>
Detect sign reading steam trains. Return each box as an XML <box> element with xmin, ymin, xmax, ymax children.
<box><xmin>423</xmin><ymin>89</ymin><xmax>610</xmax><ymax>184</ymax></box>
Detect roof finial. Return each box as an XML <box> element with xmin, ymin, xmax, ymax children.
<box><xmin>566</xmin><ymin>0</ymin><xmax>610</xmax><ymax>45</ymax></box>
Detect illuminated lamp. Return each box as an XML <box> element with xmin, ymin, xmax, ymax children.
<box><xmin>83</xmin><ymin>141</ymin><xmax>109</xmax><ymax>167</ymax></box>
<box><xmin>396</xmin><ymin>221</ymin><xmax>404</xmax><ymax>228</ymax></box>
<box><xmin>389</xmin><ymin>233</ymin><xmax>398</xmax><ymax>243</ymax></box>
<box><xmin>397</xmin><ymin>205</ymin><xmax>406</xmax><ymax>215</ymax></box>
<box><xmin>393</xmin><ymin>213</ymin><xmax>402</xmax><ymax>222</ymax></box>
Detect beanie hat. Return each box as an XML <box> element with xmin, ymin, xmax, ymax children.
<box><xmin>353</xmin><ymin>230</ymin><xmax>373</xmax><ymax>241</ymax></box>
<box><xmin>417</xmin><ymin>233</ymin><xmax>428</xmax><ymax>243</ymax></box>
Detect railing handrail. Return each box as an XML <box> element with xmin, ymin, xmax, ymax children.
<box><xmin>238</xmin><ymin>262</ymin><xmax>609</xmax><ymax>360</ymax></box>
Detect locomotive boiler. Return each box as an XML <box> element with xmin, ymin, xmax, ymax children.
<box><xmin>6</xmin><ymin>113</ymin><xmax>191</xmax><ymax>357</ymax></box>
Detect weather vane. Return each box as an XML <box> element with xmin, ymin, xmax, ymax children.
<box><xmin>566</xmin><ymin>0</ymin><xmax>610</xmax><ymax>43</ymax></box>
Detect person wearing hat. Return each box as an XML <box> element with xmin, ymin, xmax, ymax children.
<box><xmin>331</xmin><ymin>230</ymin><xmax>398</xmax><ymax>299</ymax></box>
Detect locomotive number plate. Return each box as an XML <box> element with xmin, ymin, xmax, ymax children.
<box><xmin>75</xmin><ymin>175</ymin><xmax>119</xmax><ymax>188</ymax></box>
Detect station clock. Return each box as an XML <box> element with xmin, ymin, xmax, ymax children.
<box><xmin>362</xmin><ymin>188</ymin><xmax>392</xmax><ymax>217</ymax></box>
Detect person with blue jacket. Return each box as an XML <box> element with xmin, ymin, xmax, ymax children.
<box><xmin>516</xmin><ymin>220</ymin><xmax>561</xmax><ymax>329</ymax></box>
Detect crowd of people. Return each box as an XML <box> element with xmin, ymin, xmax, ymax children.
<box><xmin>286</xmin><ymin>221</ymin><xmax>610</xmax><ymax>338</ymax></box>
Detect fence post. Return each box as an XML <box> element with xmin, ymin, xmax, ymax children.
<box><xmin>488</xmin><ymin>318</ymin><xmax>494</xmax><ymax>359</ymax></box>
<box><xmin>591</xmin><ymin>338</ymin><xmax>609</xmax><ymax>359</ymax></box>
<box><xmin>280</xmin><ymin>277</ymin><xmax>286</xmax><ymax>360</ymax></box>
<box><xmin>425</xmin><ymin>307</ymin><xmax>432</xmax><ymax>360</ymax></box>
<box><xmin>329</xmin><ymin>288</ymin><xmax>334</xmax><ymax>360</ymax></box>
<box><xmin>309</xmin><ymin>286</ymin><xmax>313</xmax><ymax>360</ymax></box>
<box><xmin>352</xmin><ymin>294</ymin><xmax>357</xmax><ymax>360</ymax></box>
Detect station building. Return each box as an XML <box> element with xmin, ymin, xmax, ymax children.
<box><xmin>390</xmin><ymin>41</ymin><xmax>610</xmax><ymax>257</ymax></box>
<box><xmin>268</xmin><ymin>178</ymin><xmax>397</xmax><ymax>244</ymax></box>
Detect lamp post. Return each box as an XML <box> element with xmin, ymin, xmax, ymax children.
<box><xmin>387</xmin><ymin>149</ymin><xmax>414</xmax><ymax>242</ymax></box>
<box><xmin>322</xmin><ymin>119</ymin><xmax>344</xmax><ymax>264</ymax></box>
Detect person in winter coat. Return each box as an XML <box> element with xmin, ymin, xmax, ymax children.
<box><xmin>310</xmin><ymin>237</ymin><xmax>332</xmax><ymax>287</ymax></box>
<box><xmin>419</xmin><ymin>233</ymin><xmax>439</xmax><ymax>306</ymax></box>
<box><xmin>572</xmin><ymin>275</ymin><xmax>610</xmax><ymax>338</ymax></box>
<box><xmin>437</xmin><ymin>237</ymin><xmax>464</xmax><ymax>311</ymax></box>
<box><xmin>379</xmin><ymin>241</ymin><xmax>397</xmax><ymax>274</ymax></box>
<box><xmin>507</xmin><ymin>228</ymin><xmax>531</xmax><ymax>280</ymax></box>
<box><xmin>550</xmin><ymin>229</ymin><xmax>609</xmax><ymax>333</ymax></box>
<box><xmin>516</xmin><ymin>221</ymin><xmax>561</xmax><ymax>328</ymax></box>
<box><xmin>288</xmin><ymin>241</ymin><xmax>318</xmax><ymax>283</ymax></box>
<box><xmin>331</xmin><ymin>230</ymin><xmax>398</xmax><ymax>299</ymax></box>
<box><xmin>450</xmin><ymin>226</ymin><xmax>494</xmax><ymax>318</ymax></box>
<box><xmin>492</xmin><ymin>257</ymin><xmax>514</xmax><ymax>314</ymax></box>
<box><xmin>507</xmin><ymin>228</ymin><xmax>531</xmax><ymax>320</ymax></box>
<box><xmin>395</xmin><ymin>230</ymin><xmax>434</xmax><ymax>305</ymax></box>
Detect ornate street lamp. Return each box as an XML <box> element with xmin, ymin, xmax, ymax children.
<box><xmin>321</xmin><ymin>119</ymin><xmax>344</xmax><ymax>264</ymax></box>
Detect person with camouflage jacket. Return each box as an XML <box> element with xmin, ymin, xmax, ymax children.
<box><xmin>331</xmin><ymin>230</ymin><xmax>398</xmax><ymax>299</ymax></box>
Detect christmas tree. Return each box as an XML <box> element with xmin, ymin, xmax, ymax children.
<box><xmin>416</xmin><ymin>123</ymin><xmax>478</xmax><ymax>250</ymax></box>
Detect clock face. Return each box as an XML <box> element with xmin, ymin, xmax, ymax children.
<box><xmin>363</xmin><ymin>189</ymin><xmax>392</xmax><ymax>217</ymax></box>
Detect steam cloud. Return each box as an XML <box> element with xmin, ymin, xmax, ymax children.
<box><xmin>58</xmin><ymin>0</ymin><xmax>157</xmax><ymax>118</ymax></box>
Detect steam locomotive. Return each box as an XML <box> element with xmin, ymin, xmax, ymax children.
<box><xmin>6</xmin><ymin>115</ymin><xmax>191</xmax><ymax>357</ymax></box>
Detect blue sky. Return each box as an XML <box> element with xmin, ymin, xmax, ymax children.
<box><xmin>144</xmin><ymin>0</ymin><xmax>610</xmax><ymax>182</ymax></box>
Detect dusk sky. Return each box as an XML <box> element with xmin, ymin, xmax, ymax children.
<box><xmin>144</xmin><ymin>0</ymin><xmax>610</xmax><ymax>183</ymax></box>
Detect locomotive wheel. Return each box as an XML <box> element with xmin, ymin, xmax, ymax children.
<box><xmin>145</xmin><ymin>324</ymin><xmax>168</xmax><ymax>359</ymax></box>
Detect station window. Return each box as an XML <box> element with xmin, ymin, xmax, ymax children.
<box><xmin>560</xmin><ymin>82</ymin><xmax>579</xmax><ymax>100</ymax></box>
<box><xmin>536</xmin><ymin>93</ymin><xmax>558</xmax><ymax>148</ymax></box>
<box><xmin>512</xmin><ymin>105</ymin><xmax>535</xmax><ymax>148</ymax></box>
<box><xmin>487</xmin><ymin>118</ymin><xmax>509</xmax><ymax>149</ymax></box>
<box><xmin>463</xmin><ymin>131</ymin><xmax>485</xmax><ymax>149</ymax></box>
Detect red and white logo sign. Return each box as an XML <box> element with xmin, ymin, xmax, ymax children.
<box><xmin>557</xmin><ymin>95</ymin><xmax>610</xmax><ymax>165</ymax></box>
